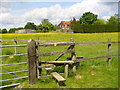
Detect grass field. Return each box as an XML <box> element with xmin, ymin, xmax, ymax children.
<box><xmin>1</xmin><ymin>32</ymin><xmax>119</xmax><ymax>88</ymax></box>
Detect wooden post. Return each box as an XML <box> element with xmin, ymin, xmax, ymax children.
<box><xmin>107</xmin><ymin>39</ymin><xmax>111</xmax><ymax>63</ymax></box>
<box><xmin>70</xmin><ymin>38</ymin><xmax>76</xmax><ymax>61</ymax></box>
<box><xmin>70</xmin><ymin>38</ymin><xmax>77</xmax><ymax>73</ymax></box>
<box><xmin>36</xmin><ymin>37</ymin><xmax>41</xmax><ymax>78</ymax></box>
<box><xmin>14</xmin><ymin>37</ymin><xmax>17</xmax><ymax>55</ymax></box>
<box><xmin>28</xmin><ymin>39</ymin><xmax>37</xmax><ymax>84</ymax></box>
<box><xmin>64</xmin><ymin>64</ymin><xmax>69</xmax><ymax>78</ymax></box>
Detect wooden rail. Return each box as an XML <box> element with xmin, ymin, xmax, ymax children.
<box><xmin>76</xmin><ymin>54</ymin><xmax>120</xmax><ymax>62</ymax></box>
<box><xmin>27</xmin><ymin>38</ymin><xmax>119</xmax><ymax>84</ymax></box>
<box><xmin>39</xmin><ymin>61</ymin><xmax>74</xmax><ymax>64</ymax></box>
<box><xmin>1</xmin><ymin>38</ymin><xmax>119</xmax><ymax>87</ymax></box>
<box><xmin>0</xmin><ymin>38</ymin><xmax>69</xmax><ymax>43</ymax></box>
<box><xmin>38</xmin><ymin>49</ymin><xmax>74</xmax><ymax>56</ymax></box>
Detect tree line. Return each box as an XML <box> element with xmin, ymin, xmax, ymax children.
<box><xmin>0</xmin><ymin>12</ymin><xmax>119</xmax><ymax>33</ymax></box>
<box><xmin>0</xmin><ymin>19</ymin><xmax>60</xmax><ymax>33</ymax></box>
<box><xmin>71</xmin><ymin>12</ymin><xmax>119</xmax><ymax>33</ymax></box>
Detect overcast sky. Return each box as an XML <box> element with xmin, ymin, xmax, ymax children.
<box><xmin>0</xmin><ymin>0</ymin><xmax>119</xmax><ymax>30</ymax></box>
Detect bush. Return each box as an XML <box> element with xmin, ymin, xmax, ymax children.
<box><xmin>2</xmin><ymin>28</ymin><xmax>7</xmax><ymax>33</ymax></box>
<box><xmin>73</xmin><ymin>24</ymin><xmax>119</xmax><ymax>33</ymax></box>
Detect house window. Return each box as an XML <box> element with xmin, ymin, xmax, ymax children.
<box><xmin>67</xmin><ymin>24</ymin><xmax>70</xmax><ymax>26</ymax></box>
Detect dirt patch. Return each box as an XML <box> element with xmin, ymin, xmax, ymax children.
<box><xmin>75</xmin><ymin>74</ymin><xmax>82</xmax><ymax>79</ymax></box>
<box><xmin>9</xmin><ymin>56</ymin><xmax>14</xmax><ymax>59</ymax></box>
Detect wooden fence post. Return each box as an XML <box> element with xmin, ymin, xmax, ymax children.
<box><xmin>65</xmin><ymin>64</ymin><xmax>69</xmax><ymax>78</ymax></box>
<box><xmin>70</xmin><ymin>38</ymin><xmax>77</xmax><ymax>73</ymax></box>
<box><xmin>106</xmin><ymin>39</ymin><xmax>111</xmax><ymax>63</ymax></box>
<box><xmin>14</xmin><ymin>37</ymin><xmax>17</xmax><ymax>55</ymax></box>
<box><xmin>36</xmin><ymin>37</ymin><xmax>41</xmax><ymax>78</ymax></box>
<box><xmin>70</xmin><ymin>38</ymin><xmax>76</xmax><ymax>61</ymax></box>
<box><xmin>28</xmin><ymin>39</ymin><xmax>37</xmax><ymax>84</ymax></box>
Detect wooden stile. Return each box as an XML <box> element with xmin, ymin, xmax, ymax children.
<box><xmin>65</xmin><ymin>64</ymin><xmax>69</xmax><ymax>78</ymax></box>
<box><xmin>36</xmin><ymin>37</ymin><xmax>40</xmax><ymax>79</ymax></box>
<box><xmin>70</xmin><ymin>38</ymin><xmax>77</xmax><ymax>73</ymax></box>
<box><xmin>70</xmin><ymin>38</ymin><xmax>76</xmax><ymax>61</ymax></box>
<box><xmin>28</xmin><ymin>39</ymin><xmax>37</xmax><ymax>84</ymax></box>
<box><xmin>51</xmin><ymin>72</ymin><xmax>66</xmax><ymax>82</ymax></box>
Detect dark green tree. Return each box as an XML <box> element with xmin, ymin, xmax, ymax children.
<box><xmin>80</xmin><ymin>12</ymin><xmax>98</xmax><ymax>24</ymax></box>
<box><xmin>2</xmin><ymin>28</ymin><xmax>7</xmax><ymax>33</ymax></box>
<box><xmin>53</xmin><ymin>25</ymin><xmax>60</xmax><ymax>31</ymax></box>
<box><xmin>107</xmin><ymin>14</ymin><xmax>119</xmax><ymax>25</ymax></box>
<box><xmin>24</xmin><ymin>22</ymin><xmax>37</xmax><ymax>30</ymax></box>
<box><xmin>9</xmin><ymin>28</ymin><xmax>16</xmax><ymax>33</ymax></box>
<box><xmin>36</xmin><ymin>24</ymin><xmax>43</xmax><ymax>32</ymax></box>
<box><xmin>0</xmin><ymin>29</ymin><xmax>2</xmax><ymax>33</ymax></box>
<box><xmin>16</xmin><ymin>27</ymin><xmax>24</xmax><ymax>30</ymax></box>
<box><xmin>71</xmin><ymin>17</ymin><xmax>78</xmax><ymax>29</ymax></box>
<box><xmin>37</xmin><ymin>19</ymin><xmax>54</xmax><ymax>32</ymax></box>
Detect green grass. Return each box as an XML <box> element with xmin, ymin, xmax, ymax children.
<box><xmin>1</xmin><ymin>32</ymin><xmax>119</xmax><ymax>88</ymax></box>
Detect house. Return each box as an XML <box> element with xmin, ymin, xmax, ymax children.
<box><xmin>15</xmin><ymin>29</ymin><xmax>36</xmax><ymax>33</ymax></box>
<box><xmin>58</xmin><ymin>21</ymin><xmax>72</xmax><ymax>30</ymax></box>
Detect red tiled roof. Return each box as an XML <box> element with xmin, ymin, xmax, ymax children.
<box><xmin>58</xmin><ymin>21</ymin><xmax>72</xmax><ymax>29</ymax></box>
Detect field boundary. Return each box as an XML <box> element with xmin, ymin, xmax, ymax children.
<box><xmin>0</xmin><ymin>38</ymin><xmax>119</xmax><ymax>88</ymax></box>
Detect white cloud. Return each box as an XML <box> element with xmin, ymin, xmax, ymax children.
<box><xmin>1</xmin><ymin>0</ymin><xmax>119</xmax><ymax>2</ymax></box>
<box><xmin>0</xmin><ymin>2</ymin><xmax>11</xmax><ymax>13</ymax></box>
<box><xmin>0</xmin><ymin>0</ymin><xmax>118</xmax><ymax>29</ymax></box>
<box><xmin>102</xmin><ymin>16</ymin><xmax>111</xmax><ymax>21</ymax></box>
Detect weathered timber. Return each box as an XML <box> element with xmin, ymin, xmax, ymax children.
<box><xmin>45</xmin><ymin>67</ymin><xmax>53</xmax><ymax>74</ymax></box>
<box><xmin>39</xmin><ymin>61</ymin><xmax>74</xmax><ymax>64</ymax></box>
<box><xmin>45</xmin><ymin>68</ymin><xmax>53</xmax><ymax>71</ymax></box>
<box><xmin>51</xmin><ymin>72</ymin><xmax>66</xmax><ymax>82</ymax></box>
<box><xmin>70</xmin><ymin>38</ymin><xmax>76</xmax><ymax>61</ymax></box>
<box><xmin>55</xmin><ymin>54</ymin><xmax>64</xmax><ymax>61</ymax></box>
<box><xmin>38</xmin><ymin>42</ymin><xmax>73</xmax><ymax>47</ymax></box>
<box><xmin>70</xmin><ymin>38</ymin><xmax>77</xmax><ymax>73</ymax></box>
<box><xmin>28</xmin><ymin>39</ymin><xmax>37</xmax><ymax>84</ymax></box>
<box><xmin>106</xmin><ymin>39</ymin><xmax>112</xmax><ymax>63</ymax></box>
<box><xmin>0</xmin><ymin>39</ymin><xmax>28</xmax><ymax>42</ymax></box>
<box><xmin>75</xmin><ymin>41</ymin><xmax>120</xmax><ymax>45</ymax></box>
<box><xmin>55</xmin><ymin>44</ymin><xmax>73</xmax><ymax>61</ymax></box>
<box><xmin>37</xmin><ymin>73</ymin><xmax>64</xmax><ymax>79</ymax></box>
<box><xmin>72</xmin><ymin>63</ymin><xmax>77</xmax><ymax>73</ymax></box>
<box><xmin>1</xmin><ymin>41</ymin><xmax>119</xmax><ymax>48</ymax></box>
<box><xmin>0</xmin><ymin>39</ymin><xmax>68</xmax><ymax>43</ymax></box>
<box><xmin>38</xmin><ymin>64</ymin><xmax>54</xmax><ymax>68</ymax></box>
<box><xmin>38</xmin><ymin>49</ymin><xmax>74</xmax><ymax>56</ymax></box>
<box><xmin>64</xmin><ymin>64</ymin><xmax>69</xmax><ymax>78</ymax></box>
<box><xmin>14</xmin><ymin>37</ymin><xmax>17</xmax><ymax>55</ymax></box>
<box><xmin>76</xmin><ymin>54</ymin><xmax>120</xmax><ymax>62</ymax></box>
<box><xmin>36</xmin><ymin>37</ymin><xmax>40</xmax><ymax>78</ymax></box>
